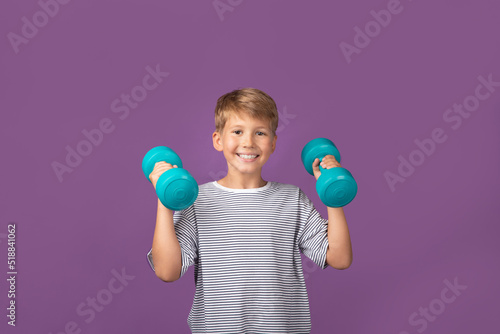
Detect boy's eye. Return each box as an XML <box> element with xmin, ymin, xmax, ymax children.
<box><xmin>232</xmin><ymin>130</ymin><xmax>266</xmax><ymax>135</ymax></box>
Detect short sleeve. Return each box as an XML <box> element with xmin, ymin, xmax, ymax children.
<box><xmin>297</xmin><ymin>189</ymin><xmax>329</xmax><ymax>270</ymax></box>
<box><xmin>146</xmin><ymin>204</ymin><xmax>198</xmax><ymax>279</ymax></box>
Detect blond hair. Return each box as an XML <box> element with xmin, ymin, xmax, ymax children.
<box><xmin>214</xmin><ymin>87</ymin><xmax>279</xmax><ymax>136</ymax></box>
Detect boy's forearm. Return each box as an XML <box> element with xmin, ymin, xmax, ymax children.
<box><xmin>326</xmin><ymin>206</ymin><xmax>353</xmax><ymax>269</ymax></box>
<box><xmin>151</xmin><ymin>199</ymin><xmax>182</xmax><ymax>281</ymax></box>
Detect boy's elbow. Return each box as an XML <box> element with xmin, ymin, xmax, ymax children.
<box><xmin>154</xmin><ymin>268</ymin><xmax>180</xmax><ymax>282</ymax></box>
<box><xmin>333</xmin><ymin>260</ymin><xmax>352</xmax><ymax>270</ymax></box>
<box><xmin>155</xmin><ymin>271</ymin><xmax>179</xmax><ymax>283</ymax></box>
<box><xmin>327</xmin><ymin>251</ymin><xmax>353</xmax><ymax>270</ymax></box>
<box><xmin>340</xmin><ymin>255</ymin><xmax>353</xmax><ymax>269</ymax></box>
<box><xmin>151</xmin><ymin>256</ymin><xmax>182</xmax><ymax>282</ymax></box>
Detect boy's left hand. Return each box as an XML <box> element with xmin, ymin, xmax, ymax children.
<box><xmin>312</xmin><ymin>155</ymin><xmax>341</xmax><ymax>181</ymax></box>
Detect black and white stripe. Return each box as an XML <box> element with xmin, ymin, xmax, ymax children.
<box><xmin>147</xmin><ymin>181</ymin><xmax>329</xmax><ymax>333</ymax></box>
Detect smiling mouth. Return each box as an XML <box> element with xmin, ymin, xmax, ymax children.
<box><xmin>236</xmin><ymin>153</ymin><xmax>259</xmax><ymax>160</ymax></box>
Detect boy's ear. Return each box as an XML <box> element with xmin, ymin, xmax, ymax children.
<box><xmin>212</xmin><ymin>131</ymin><xmax>223</xmax><ymax>152</ymax></box>
<box><xmin>271</xmin><ymin>134</ymin><xmax>277</xmax><ymax>153</ymax></box>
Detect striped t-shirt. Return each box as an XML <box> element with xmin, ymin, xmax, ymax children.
<box><xmin>147</xmin><ymin>180</ymin><xmax>329</xmax><ymax>333</ymax></box>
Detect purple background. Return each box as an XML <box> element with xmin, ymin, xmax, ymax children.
<box><xmin>1</xmin><ymin>0</ymin><xmax>499</xmax><ymax>333</ymax></box>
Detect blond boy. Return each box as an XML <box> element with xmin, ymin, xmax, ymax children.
<box><xmin>147</xmin><ymin>88</ymin><xmax>352</xmax><ymax>333</ymax></box>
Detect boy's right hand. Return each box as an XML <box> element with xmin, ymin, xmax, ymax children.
<box><xmin>149</xmin><ymin>162</ymin><xmax>178</xmax><ymax>190</ymax></box>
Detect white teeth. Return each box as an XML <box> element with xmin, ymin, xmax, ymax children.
<box><xmin>238</xmin><ymin>154</ymin><xmax>258</xmax><ymax>159</ymax></box>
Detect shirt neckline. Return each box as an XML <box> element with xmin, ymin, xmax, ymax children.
<box><xmin>212</xmin><ymin>180</ymin><xmax>272</xmax><ymax>193</ymax></box>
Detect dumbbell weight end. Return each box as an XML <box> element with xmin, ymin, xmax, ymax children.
<box><xmin>316</xmin><ymin>166</ymin><xmax>357</xmax><ymax>207</ymax></box>
<box><xmin>156</xmin><ymin>168</ymin><xmax>199</xmax><ymax>211</ymax></box>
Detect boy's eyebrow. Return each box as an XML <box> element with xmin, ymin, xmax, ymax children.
<box><xmin>228</xmin><ymin>124</ymin><xmax>269</xmax><ymax>129</ymax></box>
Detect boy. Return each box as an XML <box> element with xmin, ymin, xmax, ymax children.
<box><xmin>146</xmin><ymin>88</ymin><xmax>353</xmax><ymax>333</ymax></box>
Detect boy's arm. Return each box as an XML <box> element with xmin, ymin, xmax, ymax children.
<box><xmin>325</xmin><ymin>206</ymin><xmax>353</xmax><ymax>270</ymax></box>
<box><xmin>312</xmin><ymin>156</ymin><xmax>353</xmax><ymax>270</ymax></box>
<box><xmin>151</xmin><ymin>198</ymin><xmax>182</xmax><ymax>282</ymax></box>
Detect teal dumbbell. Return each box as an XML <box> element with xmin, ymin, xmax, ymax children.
<box><xmin>301</xmin><ymin>138</ymin><xmax>357</xmax><ymax>207</ymax></box>
<box><xmin>142</xmin><ymin>146</ymin><xmax>199</xmax><ymax>211</ymax></box>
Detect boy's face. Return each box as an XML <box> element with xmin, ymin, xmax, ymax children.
<box><xmin>212</xmin><ymin>112</ymin><xmax>277</xmax><ymax>179</ymax></box>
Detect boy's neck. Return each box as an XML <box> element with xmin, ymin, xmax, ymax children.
<box><xmin>217</xmin><ymin>175</ymin><xmax>267</xmax><ymax>189</ymax></box>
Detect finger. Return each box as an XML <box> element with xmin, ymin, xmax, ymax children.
<box><xmin>154</xmin><ymin>166</ymin><xmax>167</xmax><ymax>172</ymax></box>
<box><xmin>326</xmin><ymin>154</ymin><xmax>336</xmax><ymax>161</ymax></box>
<box><xmin>155</xmin><ymin>166</ymin><xmax>170</xmax><ymax>173</ymax></box>
<box><xmin>157</xmin><ymin>163</ymin><xmax>173</xmax><ymax>169</ymax></box>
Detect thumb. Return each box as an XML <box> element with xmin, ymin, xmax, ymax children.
<box><xmin>312</xmin><ymin>158</ymin><xmax>320</xmax><ymax>170</ymax></box>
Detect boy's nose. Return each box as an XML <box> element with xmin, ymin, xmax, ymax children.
<box><xmin>242</xmin><ymin>134</ymin><xmax>254</xmax><ymax>147</ymax></box>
